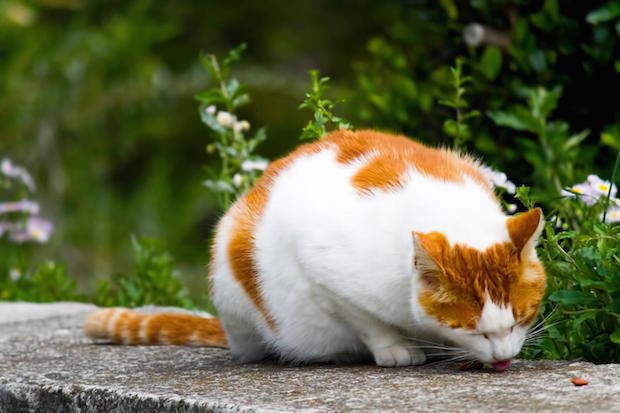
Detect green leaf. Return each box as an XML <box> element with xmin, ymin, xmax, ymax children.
<box><xmin>529</xmin><ymin>86</ymin><xmax>562</xmax><ymax>120</ymax></box>
<box><xmin>586</xmin><ymin>3</ymin><xmax>620</xmax><ymax>25</ymax></box>
<box><xmin>443</xmin><ymin>119</ymin><xmax>458</xmax><ymax>137</ymax></box>
<box><xmin>200</xmin><ymin>53</ymin><xmax>219</xmax><ymax>80</ymax></box>
<box><xmin>549</xmin><ymin>290</ymin><xmax>597</xmax><ymax>305</ymax></box>
<box><xmin>481</xmin><ymin>46</ymin><xmax>502</xmax><ymax>80</ymax></box>
<box><xmin>610</xmin><ymin>329</ymin><xmax>620</xmax><ymax>344</ymax></box>
<box><xmin>438</xmin><ymin>99</ymin><xmax>457</xmax><ymax>109</ymax></box>
<box><xmin>487</xmin><ymin>109</ymin><xmax>538</xmax><ymax>133</ymax></box>
<box><xmin>563</xmin><ymin>129</ymin><xmax>590</xmax><ymax>151</ymax></box>
<box><xmin>439</xmin><ymin>0</ymin><xmax>458</xmax><ymax>20</ymax></box>
<box><xmin>232</xmin><ymin>93</ymin><xmax>250</xmax><ymax>108</ymax></box>
<box><xmin>462</xmin><ymin>110</ymin><xmax>481</xmax><ymax>120</ymax></box>
<box><xmin>195</xmin><ymin>89</ymin><xmax>223</xmax><ymax>104</ymax></box>
<box><xmin>203</xmin><ymin>179</ymin><xmax>235</xmax><ymax>194</ymax></box>
<box><xmin>601</xmin><ymin>131</ymin><xmax>620</xmax><ymax>150</ymax></box>
<box><xmin>223</xmin><ymin>43</ymin><xmax>247</xmax><ymax>68</ymax></box>
<box><xmin>515</xmin><ymin>185</ymin><xmax>536</xmax><ymax>209</ymax></box>
<box><xmin>529</xmin><ymin>50</ymin><xmax>547</xmax><ymax>72</ymax></box>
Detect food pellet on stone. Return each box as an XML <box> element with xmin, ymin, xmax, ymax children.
<box><xmin>571</xmin><ymin>377</ymin><xmax>588</xmax><ymax>386</ymax></box>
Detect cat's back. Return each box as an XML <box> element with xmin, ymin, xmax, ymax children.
<box><xmin>257</xmin><ymin>129</ymin><xmax>499</xmax><ymax>234</ymax></box>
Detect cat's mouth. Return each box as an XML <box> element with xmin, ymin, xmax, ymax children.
<box><xmin>491</xmin><ymin>359</ymin><xmax>511</xmax><ymax>371</ymax></box>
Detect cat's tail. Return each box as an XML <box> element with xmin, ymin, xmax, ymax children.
<box><xmin>84</xmin><ymin>308</ymin><xmax>228</xmax><ymax>348</ymax></box>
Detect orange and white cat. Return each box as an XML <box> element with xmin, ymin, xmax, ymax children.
<box><xmin>86</xmin><ymin>130</ymin><xmax>546</xmax><ymax>371</ymax></box>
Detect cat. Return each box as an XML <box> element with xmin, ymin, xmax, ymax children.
<box><xmin>85</xmin><ymin>129</ymin><xmax>546</xmax><ymax>371</ymax></box>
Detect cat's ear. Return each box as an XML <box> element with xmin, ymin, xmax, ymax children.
<box><xmin>506</xmin><ymin>207</ymin><xmax>544</xmax><ymax>259</ymax></box>
<box><xmin>412</xmin><ymin>232</ymin><xmax>446</xmax><ymax>289</ymax></box>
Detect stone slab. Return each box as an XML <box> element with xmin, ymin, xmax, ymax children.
<box><xmin>0</xmin><ymin>302</ymin><xmax>618</xmax><ymax>412</ymax></box>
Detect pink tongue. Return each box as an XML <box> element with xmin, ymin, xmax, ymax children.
<box><xmin>492</xmin><ymin>360</ymin><xmax>511</xmax><ymax>371</ymax></box>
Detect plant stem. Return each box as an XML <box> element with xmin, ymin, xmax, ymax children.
<box><xmin>602</xmin><ymin>148</ymin><xmax>620</xmax><ymax>223</ymax></box>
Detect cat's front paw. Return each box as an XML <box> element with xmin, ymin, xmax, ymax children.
<box><xmin>373</xmin><ymin>344</ymin><xmax>427</xmax><ymax>367</ymax></box>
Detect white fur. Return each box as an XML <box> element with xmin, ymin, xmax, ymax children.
<box><xmin>106</xmin><ymin>309</ymin><xmax>122</xmax><ymax>336</ymax></box>
<box><xmin>210</xmin><ymin>146</ymin><xmax>537</xmax><ymax>366</ymax></box>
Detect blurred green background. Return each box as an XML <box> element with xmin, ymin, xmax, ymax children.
<box><xmin>1</xmin><ymin>0</ymin><xmax>619</xmax><ymax>304</ymax></box>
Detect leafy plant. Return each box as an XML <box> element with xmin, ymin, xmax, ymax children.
<box><xmin>530</xmin><ymin>213</ymin><xmax>620</xmax><ymax>363</ymax></box>
<box><xmin>94</xmin><ymin>236</ymin><xmax>194</xmax><ymax>308</ymax></box>
<box><xmin>0</xmin><ymin>260</ymin><xmax>82</xmax><ymax>302</ymax></box>
<box><xmin>299</xmin><ymin>70</ymin><xmax>351</xmax><ymax>141</ymax></box>
<box><xmin>439</xmin><ymin>59</ymin><xmax>480</xmax><ymax>148</ymax></box>
<box><xmin>196</xmin><ymin>43</ymin><xmax>268</xmax><ymax>209</ymax></box>
<box><xmin>521</xmin><ymin>157</ymin><xmax>620</xmax><ymax>362</ymax></box>
<box><xmin>488</xmin><ymin>86</ymin><xmax>590</xmax><ymax>198</ymax></box>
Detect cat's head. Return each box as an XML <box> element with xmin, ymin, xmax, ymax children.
<box><xmin>411</xmin><ymin>208</ymin><xmax>546</xmax><ymax>368</ymax></box>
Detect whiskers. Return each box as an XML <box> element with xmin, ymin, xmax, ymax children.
<box><xmin>520</xmin><ymin>306</ymin><xmax>564</xmax><ymax>352</ymax></box>
<box><xmin>398</xmin><ymin>335</ymin><xmax>476</xmax><ymax>365</ymax></box>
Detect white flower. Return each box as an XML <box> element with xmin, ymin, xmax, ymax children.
<box><xmin>0</xmin><ymin>200</ymin><xmax>39</xmax><ymax>215</ymax></box>
<box><xmin>232</xmin><ymin>173</ymin><xmax>243</xmax><ymax>188</ymax></box>
<box><xmin>206</xmin><ymin>105</ymin><xmax>216</xmax><ymax>115</ymax></box>
<box><xmin>233</xmin><ymin>120</ymin><xmax>250</xmax><ymax>133</ymax></box>
<box><xmin>483</xmin><ymin>167</ymin><xmax>516</xmax><ymax>194</ymax></box>
<box><xmin>1</xmin><ymin>158</ymin><xmax>36</xmax><ymax>192</ymax></box>
<box><xmin>562</xmin><ymin>183</ymin><xmax>597</xmax><ymax>206</ymax></box>
<box><xmin>241</xmin><ymin>159</ymin><xmax>269</xmax><ymax>172</ymax></box>
<box><xmin>9</xmin><ymin>268</ymin><xmax>21</xmax><ymax>282</ymax></box>
<box><xmin>587</xmin><ymin>174</ymin><xmax>617</xmax><ymax>198</ymax></box>
<box><xmin>563</xmin><ymin>175</ymin><xmax>617</xmax><ymax>206</ymax></box>
<box><xmin>506</xmin><ymin>204</ymin><xmax>517</xmax><ymax>213</ymax></box>
<box><xmin>602</xmin><ymin>206</ymin><xmax>620</xmax><ymax>223</ymax></box>
<box><xmin>216</xmin><ymin>111</ymin><xmax>235</xmax><ymax>128</ymax></box>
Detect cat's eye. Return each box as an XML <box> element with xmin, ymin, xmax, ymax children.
<box><xmin>483</xmin><ymin>333</ymin><xmax>489</xmax><ymax>339</ymax></box>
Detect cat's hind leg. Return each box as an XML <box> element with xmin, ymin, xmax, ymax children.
<box><xmin>220</xmin><ymin>313</ymin><xmax>270</xmax><ymax>363</ymax></box>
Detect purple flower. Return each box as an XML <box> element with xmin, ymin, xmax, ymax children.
<box><xmin>0</xmin><ymin>200</ymin><xmax>40</xmax><ymax>215</ymax></box>
<box><xmin>8</xmin><ymin>217</ymin><xmax>53</xmax><ymax>243</ymax></box>
<box><xmin>1</xmin><ymin>158</ymin><xmax>36</xmax><ymax>192</ymax></box>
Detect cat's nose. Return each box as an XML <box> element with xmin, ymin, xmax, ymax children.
<box><xmin>490</xmin><ymin>336</ymin><xmax>514</xmax><ymax>361</ymax></box>
<box><xmin>492</xmin><ymin>348</ymin><xmax>513</xmax><ymax>361</ymax></box>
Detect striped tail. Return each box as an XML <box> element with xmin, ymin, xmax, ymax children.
<box><xmin>84</xmin><ymin>308</ymin><xmax>228</xmax><ymax>348</ymax></box>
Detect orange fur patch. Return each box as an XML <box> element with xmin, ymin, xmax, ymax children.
<box><xmin>324</xmin><ymin>130</ymin><xmax>493</xmax><ymax>195</ymax></box>
<box><xmin>414</xmin><ymin>232</ymin><xmax>545</xmax><ymax>329</ymax></box>
<box><xmin>510</xmin><ymin>260</ymin><xmax>546</xmax><ymax>324</ymax></box>
<box><xmin>507</xmin><ymin>208</ymin><xmax>542</xmax><ymax>252</ymax></box>
<box><xmin>111</xmin><ymin>310</ymin><xmax>142</xmax><ymax>344</ymax></box>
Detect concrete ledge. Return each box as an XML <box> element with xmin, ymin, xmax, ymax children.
<box><xmin>1</xmin><ymin>302</ymin><xmax>619</xmax><ymax>412</ymax></box>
